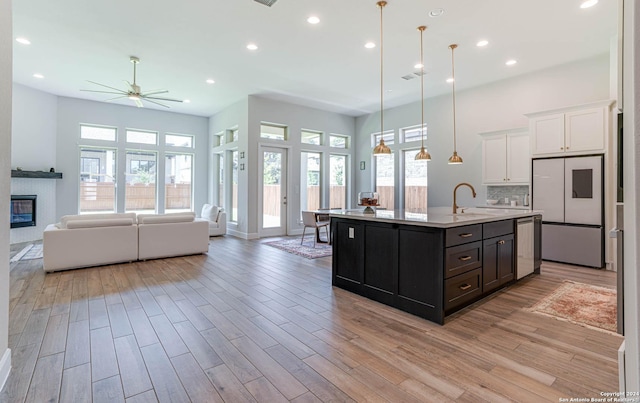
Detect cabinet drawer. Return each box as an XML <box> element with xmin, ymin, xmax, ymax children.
<box><xmin>446</xmin><ymin>224</ymin><xmax>482</xmax><ymax>247</ymax></box>
<box><xmin>445</xmin><ymin>241</ymin><xmax>482</xmax><ymax>279</ymax></box>
<box><xmin>444</xmin><ymin>268</ymin><xmax>482</xmax><ymax>311</ymax></box>
<box><xmin>483</xmin><ymin>220</ymin><xmax>513</xmax><ymax>239</ymax></box>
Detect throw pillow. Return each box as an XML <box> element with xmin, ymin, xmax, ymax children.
<box><xmin>201</xmin><ymin>204</ymin><xmax>213</xmax><ymax>220</ymax></box>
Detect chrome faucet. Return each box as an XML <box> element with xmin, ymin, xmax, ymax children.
<box><xmin>452</xmin><ymin>182</ymin><xmax>477</xmax><ymax>214</ymax></box>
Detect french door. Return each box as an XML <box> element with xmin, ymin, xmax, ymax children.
<box><xmin>260</xmin><ymin>146</ymin><xmax>288</xmax><ymax>237</ymax></box>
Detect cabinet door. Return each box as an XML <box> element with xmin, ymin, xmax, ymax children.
<box><xmin>565</xmin><ymin>107</ymin><xmax>605</xmax><ymax>153</ymax></box>
<box><xmin>506</xmin><ymin>133</ymin><xmax>530</xmax><ymax>183</ymax></box>
<box><xmin>483</xmin><ymin>234</ymin><xmax>515</xmax><ymax>292</ymax></box>
<box><xmin>482</xmin><ymin>135</ymin><xmax>507</xmax><ymax>184</ymax></box>
<box><xmin>332</xmin><ymin>220</ymin><xmax>364</xmax><ymax>290</ymax></box>
<box><xmin>363</xmin><ymin>223</ymin><xmax>397</xmax><ymax>305</ymax></box>
<box><xmin>530</xmin><ymin>113</ymin><xmax>565</xmax><ymax>156</ymax></box>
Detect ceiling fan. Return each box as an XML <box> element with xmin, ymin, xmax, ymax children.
<box><xmin>81</xmin><ymin>56</ymin><xmax>183</xmax><ymax>108</ymax></box>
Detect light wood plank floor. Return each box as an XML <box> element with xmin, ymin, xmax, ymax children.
<box><xmin>2</xmin><ymin>237</ymin><xmax>622</xmax><ymax>402</ymax></box>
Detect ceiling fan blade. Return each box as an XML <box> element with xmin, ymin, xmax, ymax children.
<box><xmin>142</xmin><ymin>89</ymin><xmax>169</xmax><ymax>96</ymax></box>
<box><xmin>142</xmin><ymin>98</ymin><xmax>170</xmax><ymax>108</ymax></box>
<box><xmin>144</xmin><ymin>96</ymin><xmax>183</xmax><ymax>103</ymax></box>
<box><xmin>134</xmin><ymin>98</ymin><xmax>144</xmax><ymax>108</ymax></box>
<box><xmin>80</xmin><ymin>89</ymin><xmax>127</xmax><ymax>95</ymax></box>
<box><xmin>86</xmin><ymin>80</ymin><xmax>126</xmax><ymax>93</ymax></box>
<box><xmin>104</xmin><ymin>95</ymin><xmax>128</xmax><ymax>102</ymax></box>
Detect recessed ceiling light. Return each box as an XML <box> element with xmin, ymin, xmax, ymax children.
<box><xmin>16</xmin><ymin>37</ymin><xmax>31</xmax><ymax>45</ymax></box>
<box><xmin>505</xmin><ymin>59</ymin><xmax>517</xmax><ymax>66</ymax></box>
<box><xmin>364</xmin><ymin>42</ymin><xmax>376</xmax><ymax>49</ymax></box>
<box><xmin>414</xmin><ymin>63</ymin><xmax>424</xmax><ymax>69</ymax></box>
<box><xmin>446</xmin><ymin>77</ymin><xmax>454</xmax><ymax>83</ymax></box>
<box><xmin>307</xmin><ymin>16</ymin><xmax>320</xmax><ymax>24</ymax></box>
<box><xmin>580</xmin><ymin>0</ymin><xmax>598</xmax><ymax>8</ymax></box>
<box><xmin>206</xmin><ymin>79</ymin><xmax>215</xmax><ymax>84</ymax></box>
<box><xmin>33</xmin><ymin>73</ymin><xmax>44</xmax><ymax>79</ymax></box>
<box><xmin>247</xmin><ymin>43</ymin><xmax>258</xmax><ymax>51</ymax></box>
<box><xmin>183</xmin><ymin>99</ymin><xmax>191</xmax><ymax>103</ymax></box>
<box><xmin>476</xmin><ymin>40</ymin><xmax>489</xmax><ymax>47</ymax></box>
<box><xmin>428</xmin><ymin>8</ymin><xmax>444</xmax><ymax>17</ymax></box>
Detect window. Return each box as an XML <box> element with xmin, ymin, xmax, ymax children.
<box><xmin>302</xmin><ymin>130</ymin><xmax>322</xmax><ymax>145</ymax></box>
<box><xmin>165</xmin><ymin>153</ymin><xmax>193</xmax><ymax>213</ymax></box>
<box><xmin>375</xmin><ymin>153</ymin><xmax>394</xmax><ymax>209</ymax></box>
<box><xmin>218</xmin><ymin>154</ymin><xmax>224</xmax><ymax>208</ymax></box>
<box><xmin>79</xmin><ymin>148</ymin><xmax>116</xmax><ymax>214</ymax></box>
<box><xmin>330</xmin><ymin>134</ymin><xmax>348</xmax><ymax>148</ymax></box>
<box><xmin>214</xmin><ymin>132</ymin><xmax>225</xmax><ymax>146</ymax></box>
<box><xmin>231</xmin><ymin>150</ymin><xmax>238</xmax><ymax>222</ymax></box>
<box><xmin>371</xmin><ymin>131</ymin><xmax>394</xmax><ymax>146</ymax></box>
<box><xmin>126</xmin><ymin>129</ymin><xmax>157</xmax><ymax>145</ymax></box>
<box><xmin>125</xmin><ymin>151</ymin><xmax>157</xmax><ymax>213</ymax></box>
<box><xmin>301</xmin><ymin>152</ymin><xmax>321</xmax><ymax>210</ymax></box>
<box><xmin>260</xmin><ymin>124</ymin><xmax>287</xmax><ymax>141</ymax></box>
<box><xmin>229</xmin><ymin>128</ymin><xmax>239</xmax><ymax>143</ymax></box>
<box><xmin>165</xmin><ymin>133</ymin><xmax>194</xmax><ymax>148</ymax></box>
<box><xmin>330</xmin><ymin>155</ymin><xmax>347</xmax><ymax>209</ymax></box>
<box><xmin>404</xmin><ymin>149</ymin><xmax>428</xmax><ymax>210</ymax></box>
<box><xmin>80</xmin><ymin>125</ymin><xmax>116</xmax><ymax>141</ymax></box>
<box><xmin>402</xmin><ymin>126</ymin><xmax>426</xmax><ymax>143</ymax></box>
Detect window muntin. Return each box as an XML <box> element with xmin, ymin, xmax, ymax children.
<box><xmin>79</xmin><ymin>147</ymin><xmax>117</xmax><ymax>214</ymax></box>
<box><xmin>126</xmin><ymin>130</ymin><xmax>157</xmax><ymax>145</ymax></box>
<box><xmin>330</xmin><ymin>134</ymin><xmax>348</xmax><ymax>148</ymax></box>
<box><xmin>80</xmin><ymin>125</ymin><xmax>116</xmax><ymax>141</ymax></box>
<box><xmin>165</xmin><ymin>153</ymin><xmax>193</xmax><ymax>213</ymax></box>
<box><xmin>165</xmin><ymin>134</ymin><xmax>194</xmax><ymax>148</ymax></box>
<box><xmin>260</xmin><ymin>124</ymin><xmax>287</xmax><ymax>141</ymax></box>
<box><xmin>302</xmin><ymin>130</ymin><xmax>322</xmax><ymax>145</ymax></box>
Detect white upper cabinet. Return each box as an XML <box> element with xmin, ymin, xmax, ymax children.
<box><xmin>481</xmin><ymin>129</ymin><xmax>530</xmax><ymax>185</ymax></box>
<box><xmin>527</xmin><ymin>101</ymin><xmax>611</xmax><ymax>157</ymax></box>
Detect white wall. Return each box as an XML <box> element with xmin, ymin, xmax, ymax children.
<box><xmin>55</xmin><ymin>96</ymin><xmax>209</xmax><ymax>219</ymax></box>
<box><xmin>0</xmin><ymin>0</ymin><xmax>12</xmax><ymax>390</ymax></box>
<box><xmin>11</xmin><ymin>84</ymin><xmax>57</xmax><ymax>171</ymax></box>
<box><xmin>355</xmin><ymin>54</ymin><xmax>611</xmax><ymax>209</ymax></box>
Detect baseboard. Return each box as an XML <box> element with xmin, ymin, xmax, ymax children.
<box><xmin>226</xmin><ymin>229</ymin><xmax>259</xmax><ymax>240</ymax></box>
<box><xmin>0</xmin><ymin>348</ymin><xmax>11</xmax><ymax>393</ymax></box>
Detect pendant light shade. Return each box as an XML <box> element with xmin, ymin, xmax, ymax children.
<box><xmin>447</xmin><ymin>44</ymin><xmax>463</xmax><ymax>165</ymax></box>
<box><xmin>415</xmin><ymin>25</ymin><xmax>431</xmax><ymax>161</ymax></box>
<box><xmin>373</xmin><ymin>1</ymin><xmax>391</xmax><ymax>156</ymax></box>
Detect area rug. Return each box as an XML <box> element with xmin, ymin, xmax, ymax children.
<box><xmin>264</xmin><ymin>238</ymin><xmax>332</xmax><ymax>259</ymax></box>
<box><xmin>528</xmin><ymin>281</ymin><xmax>617</xmax><ymax>333</ymax></box>
<box><xmin>10</xmin><ymin>243</ymin><xmax>43</xmax><ymax>262</ymax></box>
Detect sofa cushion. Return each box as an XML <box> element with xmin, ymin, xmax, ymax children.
<box><xmin>65</xmin><ymin>218</ymin><xmax>134</xmax><ymax>229</ymax></box>
<box><xmin>58</xmin><ymin>213</ymin><xmax>137</xmax><ymax>229</ymax></box>
<box><xmin>137</xmin><ymin>212</ymin><xmax>195</xmax><ymax>224</ymax></box>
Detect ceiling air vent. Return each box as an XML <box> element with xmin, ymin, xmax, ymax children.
<box><xmin>414</xmin><ymin>71</ymin><xmax>426</xmax><ymax>77</ymax></box>
<box><xmin>401</xmin><ymin>74</ymin><xmax>416</xmax><ymax>81</ymax></box>
<box><xmin>254</xmin><ymin>0</ymin><xmax>278</xmax><ymax>6</ymax></box>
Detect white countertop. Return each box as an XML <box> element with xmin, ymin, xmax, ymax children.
<box><xmin>477</xmin><ymin>204</ymin><xmax>531</xmax><ymax>211</ymax></box>
<box><xmin>329</xmin><ymin>207</ymin><xmax>541</xmax><ymax>228</ymax></box>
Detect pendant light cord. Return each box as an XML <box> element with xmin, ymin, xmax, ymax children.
<box><xmin>420</xmin><ymin>27</ymin><xmax>425</xmax><ymax>149</ymax></box>
<box><xmin>379</xmin><ymin>1</ymin><xmax>385</xmax><ymax>142</ymax></box>
<box><xmin>450</xmin><ymin>44</ymin><xmax>457</xmax><ymax>153</ymax></box>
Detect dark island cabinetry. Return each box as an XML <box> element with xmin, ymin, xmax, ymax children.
<box><xmin>332</xmin><ymin>216</ymin><xmax>517</xmax><ymax>325</ymax></box>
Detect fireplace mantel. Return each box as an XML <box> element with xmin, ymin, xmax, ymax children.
<box><xmin>11</xmin><ymin>170</ymin><xmax>63</xmax><ymax>179</ymax></box>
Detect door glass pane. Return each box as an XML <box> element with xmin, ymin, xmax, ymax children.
<box><xmin>404</xmin><ymin>149</ymin><xmax>428</xmax><ymax>210</ymax></box>
<box><xmin>263</xmin><ymin>151</ymin><xmax>282</xmax><ymax>228</ymax></box>
<box><xmin>301</xmin><ymin>152</ymin><xmax>321</xmax><ymax>210</ymax></box>
<box><xmin>79</xmin><ymin>148</ymin><xmax>116</xmax><ymax>214</ymax></box>
<box><xmin>125</xmin><ymin>151</ymin><xmax>157</xmax><ymax>213</ymax></box>
<box><xmin>231</xmin><ymin>151</ymin><xmax>238</xmax><ymax>222</ymax></box>
<box><xmin>260</xmin><ymin>124</ymin><xmax>286</xmax><ymax>140</ymax></box>
<box><xmin>376</xmin><ymin>153</ymin><xmax>394</xmax><ymax>209</ymax></box>
<box><xmin>218</xmin><ymin>154</ymin><xmax>224</xmax><ymax>208</ymax></box>
<box><xmin>165</xmin><ymin>154</ymin><xmax>192</xmax><ymax>213</ymax></box>
<box><xmin>330</xmin><ymin>155</ymin><xmax>346</xmax><ymax>209</ymax></box>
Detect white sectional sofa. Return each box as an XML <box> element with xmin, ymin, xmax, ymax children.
<box><xmin>43</xmin><ymin>212</ymin><xmax>209</xmax><ymax>272</ymax></box>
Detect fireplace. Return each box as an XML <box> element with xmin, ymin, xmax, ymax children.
<box><xmin>10</xmin><ymin>195</ymin><xmax>37</xmax><ymax>228</ymax></box>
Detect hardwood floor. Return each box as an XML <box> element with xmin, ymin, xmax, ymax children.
<box><xmin>1</xmin><ymin>237</ymin><xmax>622</xmax><ymax>402</ymax></box>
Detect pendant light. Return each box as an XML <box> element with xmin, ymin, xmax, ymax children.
<box><xmin>414</xmin><ymin>25</ymin><xmax>431</xmax><ymax>161</ymax></box>
<box><xmin>447</xmin><ymin>44</ymin><xmax>463</xmax><ymax>165</ymax></box>
<box><xmin>373</xmin><ymin>1</ymin><xmax>391</xmax><ymax>156</ymax></box>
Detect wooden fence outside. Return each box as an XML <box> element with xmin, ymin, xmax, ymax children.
<box><xmin>80</xmin><ymin>182</ymin><xmax>192</xmax><ymax>212</ymax></box>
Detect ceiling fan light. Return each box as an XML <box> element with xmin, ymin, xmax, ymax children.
<box><xmin>128</xmin><ymin>94</ymin><xmax>140</xmax><ymax>100</ymax></box>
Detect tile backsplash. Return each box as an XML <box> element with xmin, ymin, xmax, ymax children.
<box><xmin>486</xmin><ymin>185</ymin><xmax>530</xmax><ymax>206</ymax></box>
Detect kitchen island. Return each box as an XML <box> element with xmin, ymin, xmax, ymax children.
<box><xmin>330</xmin><ymin>207</ymin><xmax>541</xmax><ymax>325</ymax></box>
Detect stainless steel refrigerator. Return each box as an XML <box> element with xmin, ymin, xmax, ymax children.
<box><xmin>532</xmin><ymin>155</ymin><xmax>604</xmax><ymax>268</ymax></box>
